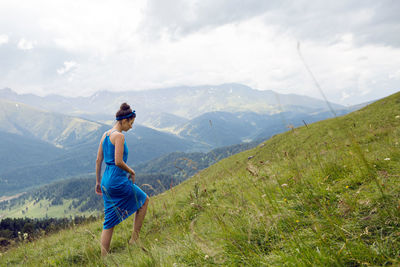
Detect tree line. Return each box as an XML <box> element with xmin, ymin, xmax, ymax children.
<box><xmin>0</xmin><ymin>215</ymin><xmax>98</xmax><ymax>250</ymax></box>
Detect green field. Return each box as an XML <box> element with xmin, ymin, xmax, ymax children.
<box><xmin>1</xmin><ymin>92</ymin><xmax>399</xmax><ymax>266</ymax></box>
<box><xmin>0</xmin><ymin>198</ymin><xmax>100</xmax><ymax>219</ymax></box>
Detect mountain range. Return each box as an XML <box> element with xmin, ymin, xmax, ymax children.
<box><xmin>0</xmin><ymin>83</ymin><xmax>367</xmax><ymax>197</ymax></box>
<box><xmin>0</xmin><ymin>83</ymin><xmax>345</xmax><ymax>120</ymax></box>
<box><xmin>1</xmin><ymin>89</ymin><xmax>398</xmax><ymax>266</ymax></box>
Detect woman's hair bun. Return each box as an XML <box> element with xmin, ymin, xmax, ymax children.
<box><xmin>116</xmin><ymin>102</ymin><xmax>133</xmax><ymax>119</ymax></box>
<box><xmin>120</xmin><ymin>102</ymin><xmax>130</xmax><ymax>111</ymax></box>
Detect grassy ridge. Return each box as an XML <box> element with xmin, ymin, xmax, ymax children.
<box><xmin>1</xmin><ymin>92</ymin><xmax>399</xmax><ymax>266</ymax></box>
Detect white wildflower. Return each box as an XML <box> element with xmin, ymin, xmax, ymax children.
<box><xmin>261</xmin><ymin>194</ymin><xmax>266</xmax><ymax>198</ymax></box>
<box><xmin>23</xmin><ymin>233</ymin><xmax>28</xmax><ymax>240</ymax></box>
<box><xmin>204</xmin><ymin>255</ymin><xmax>209</xmax><ymax>259</ymax></box>
<box><xmin>206</xmin><ymin>203</ymin><xmax>210</xmax><ymax>206</ymax></box>
<box><xmin>190</xmin><ymin>202</ymin><xmax>195</xmax><ymax>206</ymax></box>
<box><xmin>395</xmin><ymin>115</ymin><xmax>400</xmax><ymax>119</ymax></box>
<box><xmin>281</xmin><ymin>183</ymin><xmax>288</xmax><ymax>187</ymax></box>
<box><xmin>384</xmin><ymin>158</ymin><xmax>390</xmax><ymax>161</ymax></box>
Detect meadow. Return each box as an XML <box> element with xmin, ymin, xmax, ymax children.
<box><xmin>1</xmin><ymin>92</ymin><xmax>399</xmax><ymax>266</ymax></box>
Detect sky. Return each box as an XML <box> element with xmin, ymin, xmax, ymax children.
<box><xmin>0</xmin><ymin>0</ymin><xmax>399</xmax><ymax>105</ymax></box>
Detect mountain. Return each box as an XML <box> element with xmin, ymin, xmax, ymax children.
<box><xmin>0</xmin><ymin>83</ymin><xmax>345</xmax><ymax>122</ymax></box>
<box><xmin>0</xmin><ymin>100</ymin><xmax>209</xmax><ymax>196</ymax></box>
<box><xmin>133</xmin><ymin>139</ymin><xmax>262</xmax><ymax>179</ymax></box>
<box><xmin>0</xmin><ymin>126</ymin><xmax>205</xmax><ymax>196</ymax></box>
<box><xmin>1</xmin><ymin>91</ymin><xmax>398</xmax><ymax>265</ymax></box>
<box><xmin>0</xmin><ymin>99</ymin><xmax>102</xmax><ymax>148</ymax></box>
<box><xmin>0</xmin><ymin>131</ymin><xmax>64</xmax><ymax>174</ymax></box>
<box><xmin>139</xmin><ymin>112</ymin><xmax>189</xmax><ymax>133</ymax></box>
<box><xmin>0</xmin><ymin>139</ymin><xmax>262</xmax><ymax>220</ymax></box>
<box><xmin>175</xmin><ymin>109</ymin><xmax>352</xmax><ymax>147</ymax></box>
<box><xmin>0</xmin><ymin>93</ymin><xmax>355</xmax><ymax>197</ymax></box>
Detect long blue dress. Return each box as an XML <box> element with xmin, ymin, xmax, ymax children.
<box><xmin>101</xmin><ymin>130</ymin><xmax>147</xmax><ymax>229</ymax></box>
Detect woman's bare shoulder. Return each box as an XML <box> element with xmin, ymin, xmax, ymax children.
<box><xmin>112</xmin><ymin>131</ymin><xmax>124</xmax><ymax>140</ymax></box>
<box><xmin>109</xmin><ymin>131</ymin><xmax>124</xmax><ymax>145</ymax></box>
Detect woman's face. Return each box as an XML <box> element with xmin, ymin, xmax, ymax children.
<box><xmin>122</xmin><ymin>118</ymin><xmax>135</xmax><ymax>131</ymax></box>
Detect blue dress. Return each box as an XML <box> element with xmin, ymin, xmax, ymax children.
<box><xmin>101</xmin><ymin>130</ymin><xmax>147</xmax><ymax>229</ymax></box>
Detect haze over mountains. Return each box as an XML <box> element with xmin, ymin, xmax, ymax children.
<box><xmin>0</xmin><ymin>83</ymin><xmax>345</xmax><ymax>120</ymax></box>
<box><xmin>0</xmin><ymin>83</ymin><xmax>364</xmax><ymax>197</ymax></box>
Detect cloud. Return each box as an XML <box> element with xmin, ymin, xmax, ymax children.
<box><xmin>140</xmin><ymin>0</ymin><xmax>277</xmax><ymax>39</ymax></box>
<box><xmin>57</xmin><ymin>61</ymin><xmax>78</xmax><ymax>75</ymax></box>
<box><xmin>389</xmin><ymin>70</ymin><xmax>400</xmax><ymax>79</ymax></box>
<box><xmin>142</xmin><ymin>0</ymin><xmax>400</xmax><ymax>47</ymax></box>
<box><xmin>0</xmin><ymin>0</ymin><xmax>399</xmax><ymax>105</ymax></box>
<box><xmin>340</xmin><ymin>91</ymin><xmax>351</xmax><ymax>102</ymax></box>
<box><xmin>0</xmin><ymin>34</ymin><xmax>8</xmax><ymax>45</ymax></box>
<box><xmin>17</xmin><ymin>38</ymin><xmax>35</xmax><ymax>50</ymax></box>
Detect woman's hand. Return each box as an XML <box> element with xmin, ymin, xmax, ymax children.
<box><xmin>95</xmin><ymin>183</ymin><xmax>103</xmax><ymax>195</ymax></box>
<box><xmin>129</xmin><ymin>170</ymin><xmax>136</xmax><ymax>184</ymax></box>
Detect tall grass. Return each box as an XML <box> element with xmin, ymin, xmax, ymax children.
<box><xmin>1</xmin><ymin>92</ymin><xmax>399</xmax><ymax>266</ymax></box>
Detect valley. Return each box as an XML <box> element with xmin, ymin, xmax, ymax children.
<box><xmin>0</xmin><ymin>90</ymin><xmax>398</xmax><ymax>266</ymax></box>
<box><xmin>0</xmin><ymin>84</ymin><xmax>357</xmax><ymax>198</ymax></box>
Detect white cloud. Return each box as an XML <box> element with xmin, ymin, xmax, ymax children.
<box><xmin>0</xmin><ymin>0</ymin><xmax>399</xmax><ymax>105</ymax></box>
<box><xmin>389</xmin><ymin>70</ymin><xmax>400</xmax><ymax>79</ymax></box>
<box><xmin>17</xmin><ymin>38</ymin><xmax>35</xmax><ymax>50</ymax></box>
<box><xmin>0</xmin><ymin>34</ymin><xmax>8</xmax><ymax>45</ymax></box>
<box><xmin>341</xmin><ymin>91</ymin><xmax>351</xmax><ymax>101</ymax></box>
<box><xmin>57</xmin><ymin>61</ymin><xmax>78</xmax><ymax>74</ymax></box>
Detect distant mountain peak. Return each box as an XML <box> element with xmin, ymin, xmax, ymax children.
<box><xmin>0</xmin><ymin>87</ymin><xmax>17</xmax><ymax>96</ymax></box>
<box><xmin>0</xmin><ymin>84</ymin><xmax>345</xmax><ymax>120</ymax></box>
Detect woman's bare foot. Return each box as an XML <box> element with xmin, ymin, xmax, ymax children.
<box><xmin>128</xmin><ymin>235</ymin><xmax>148</xmax><ymax>252</ymax></box>
<box><xmin>128</xmin><ymin>231</ymin><xmax>139</xmax><ymax>245</ymax></box>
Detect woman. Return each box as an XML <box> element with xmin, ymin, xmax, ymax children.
<box><xmin>95</xmin><ymin>103</ymin><xmax>149</xmax><ymax>256</ymax></box>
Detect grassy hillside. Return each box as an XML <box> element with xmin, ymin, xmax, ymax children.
<box><xmin>0</xmin><ymin>140</ymin><xmax>260</xmax><ymax>220</ymax></box>
<box><xmin>134</xmin><ymin>139</ymin><xmax>261</xmax><ymax>179</ymax></box>
<box><xmin>176</xmin><ymin>110</ymin><xmax>351</xmax><ymax>147</ymax></box>
<box><xmin>1</xmin><ymin>92</ymin><xmax>399</xmax><ymax>266</ymax></box>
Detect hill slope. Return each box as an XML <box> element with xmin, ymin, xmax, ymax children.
<box><xmin>0</xmin><ymin>98</ymin><xmax>103</xmax><ymax>148</ymax></box>
<box><xmin>0</xmin><ymin>140</ymin><xmax>261</xmax><ymax>219</ymax></box>
<box><xmin>0</xmin><ymin>100</ymin><xmax>209</xmax><ymax>196</ymax></box>
<box><xmin>0</xmin><ymin>131</ymin><xmax>64</xmax><ymax>174</ymax></box>
<box><xmin>1</xmin><ymin>92</ymin><xmax>399</xmax><ymax>266</ymax></box>
<box><xmin>176</xmin><ymin>109</ymin><xmax>351</xmax><ymax>147</ymax></box>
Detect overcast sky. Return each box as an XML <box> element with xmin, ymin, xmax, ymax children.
<box><xmin>0</xmin><ymin>0</ymin><xmax>399</xmax><ymax>105</ymax></box>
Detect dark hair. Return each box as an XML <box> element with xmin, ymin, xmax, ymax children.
<box><xmin>116</xmin><ymin>103</ymin><xmax>134</xmax><ymax>121</ymax></box>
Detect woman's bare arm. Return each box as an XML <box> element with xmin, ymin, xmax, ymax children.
<box><xmin>95</xmin><ymin>133</ymin><xmax>106</xmax><ymax>195</ymax></box>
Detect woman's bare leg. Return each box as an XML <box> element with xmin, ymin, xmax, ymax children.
<box><xmin>101</xmin><ymin>227</ymin><xmax>114</xmax><ymax>256</ymax></box>
<box><xmin>129</xmin><ymin>197</ymin><xmax>149</xmax><ymax>244</ymax></box>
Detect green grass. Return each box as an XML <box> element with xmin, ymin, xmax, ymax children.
<box><xmin>1</xmin><ymin>92</ymin><xmax>400</xmax><ymax>266</ymax></box>
<box><xmin>1</xmin><ymin>198</ymin><xmax>100</xmax><ymax>219</ymax></box>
